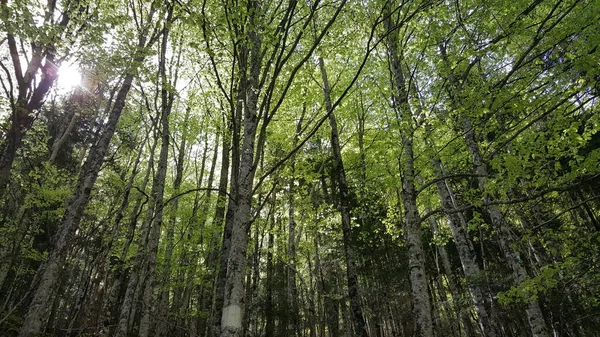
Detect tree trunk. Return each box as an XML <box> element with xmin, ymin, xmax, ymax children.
<box><xmin>429</xmin><ymin>217</ymin><xmax>478</xmax><ymax>337</ymax></box>
<box><xmin>286</xmin><ymin>112</ymin><xmax>304</xmax><ymax>337</ymax></box>
<box><xmin>17</xmin><ymin>26</ymin><xmax>157</xmax><ymax>336</ymax></box>
<box><xmin>385</xmin><ymin>10</ymin><xmax>434</xmax><ymax>337</ymax></box>
<box><xmin>138</xmin><ymin>10</ymin><xmax>176</xmax><ymax>336</ymax></box>
<box><xmin>208</xmin><ymin>126</ymin><xmax>232</xmax><ymax>337</ymax></box>
<box><xmin>317</xmin><ymin>57</ymin><xmax>369</xmax><ymax>337</ymax></box>
<box><xmin>429</xmin><ymin>153</ymin><xmax>498</xmax><ymax>337</ymax></box>
<box><xmin>461</xmin><ymin>115</ymin><xmax>550</xmax><ymax>337</ymax></box>
<box><xmin>108</xmin><ymin>133</ymin><xmax>157</xmax><ymax>337</ymax></box>
<box><xmin>49</xmin><ymin>102</ymin><xmax>79</xmax><ymax>165</ymax></box>
<box><xmin>18</xmin><ymin>34</ymin><xmax>151</xmax><ymax>337</ymax></box>
<box><xmin>0</xmin><ymin>0</ymin><xmax>81</xmax><ymax>191</ymax></box>
<box><xmin>220</xmin><ymin>6</ymin><xmax>262</xmax><ymax>336</ymax></box>
<box><xmin>265</xmin><ymin>204</ymin><xmax>276</xmax><ymax>337</ymax></box>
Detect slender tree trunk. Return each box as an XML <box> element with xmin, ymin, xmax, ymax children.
<box><xmin>17</xmin><ymin>23</ymin><xmax>156</xmax><ymax>333</ymax></box>
<box><xmin>385</xmin><ymin>11</ymin><xmax>434</xmax><ymax>337</ymax></box>
<box><xmin>312</xmin><ymin>217</ymin><xmax>329</xmax><ymax>337</ymax></box>
<box><xmin>429</xmin><ymin>217</ymin><xmax>478</xmax><ymax>337</ymax></box>
<box><xmin>429</xmin><ymin>153</ymin><xmax>498</xmax><ymax>337</ymax></box>
<box><xmin>104</xmin><ymin>133</ymin><xmax>155</xmax><ymax>337</ymax></box>
<box><xmin>461</xmin><ymin>116</ymin><xmax>549</xmax><ymax>337</ymax></box>
<box><xmin>243</xmin><ymin>217</ymin><xmax>262</xmax><ymax>337</ymax></box>
<box><xmin>286</xmin><ymin>112</ymin><xmax>304</xmax><ymax>337</ymax></box>
<box><xmin>265</xmin><ymin>204</ymin><xmax>276</xmax><ymax>337</ymax></box>
<box><xmin>152</xmin><ymin>8</ymin><xmax>181</xmax><ymax>336</ymax></box>
<box><xmin>49</xmin><ymin>104</ymin><xmax>78</xmax><ymax>164</ymax></box>
<box><xmin>306</xmin><ymin>230</ymin><xmax>318</xmax><ymax>337</ymax></box>
<box><xmin>138</xmin><ymin>9</ymin><xmax>175</xmax><ymax>336</ymax></box>
<box><xmin>208</xmin><ymin>126</ymin><xmax>232</xmax><ymax>337</ymax></box>
<box><xmin>317</xmin><ymin>57</ymin><xmax>369</xmax><ymax>337</ymax></box>
<box><xmin>184</xmin><ymin>132</ymin><xmax>219</xmax><ymax>336</ymax></box>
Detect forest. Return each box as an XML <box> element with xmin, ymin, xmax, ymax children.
<box><xmin>0</xmin><ymin>0</ymin><xmax>599</xmax><ymax>336</ymax></box>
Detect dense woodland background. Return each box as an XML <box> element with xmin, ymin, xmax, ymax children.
<box><xmin>0</xmin><ymin>0</ymin><xmax>599</xmax><ymax>336</ymax></box>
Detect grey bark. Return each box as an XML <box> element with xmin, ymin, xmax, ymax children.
<box><xmin>114</xmin><ymin>21</ymin><xmax>172</xmax><ymax>337</ymax></box>
<box><xmin>264</xmin><ymin>204</ymin><xmax>275</xmax><ymax>337</ymax></box>
<box><xmin>154</xmin><ymin>129</ymin><xmax>186</xmax><ymax>337</ymax></box>
<box><xmin>429</xmin><ymin>217</ymin><xmax>478</xmax><ymax>337</ymax></box>
<box><xmin>100</xmin><ymin>132</ymin><xmax>147</xmax><ymax>333</ymax></box>
<box><xmin>18</xmin><ymin>28</ymin><xmax>154</xmax><ymax>336</ymax></box>
<box><xmin>220</xmin><ymin>6</ymin><xmax>262</xmax><ymax>336</ymax></box>
<box><xmin>317</xmin><ymin>57</ymin><xmax>369</xmax><ymax>337</ymax></box>
<box><xmin>209</xmin><ymin>126</ymin><xmax>232</xmax><ymax>337</ymax></box>
<box><xmin>0</xmin><ymin>0</ymin><xmax>79</xmax><ymax>191</ymax></box>
<box><xmin>49</xmin><ymin>104</ymin><xmax>78</xmax><ymax>164</ymax></box>
<box><xmin>286</xmin><ymin>112</ymin><xmax>304</xmax><ymax>337</ymax></box>
<box><xmin>174</xmin><ymin>130</ymin><xmax>218</xmax><ymax>336</ymax></box>
<box><xmin>138</xmin><ymin>9</ymin><xmax>175</xmax><ymax>336</ymax></box>
<box><xmin>429</xmin><ymin>153</ymin><xmax>498</xmax><ymax>337</ymax></box>
<box><xmin>211</xmin><ymin>36</ymin><xmax>243</xmax><ymax>337</ymax></box>
<box><xmin>435</xmin><ymin>33</ymin><xmax>550</xmax><ymax>335</ymax></box>
<box><xmin>385</xmin><ymin>11</ymin><xmax>434</xmax><ymax>337</ymax></box>
<box><xmin>461</xmin><ymin>116</ymin><xmax>550</xmax><ymax>337</ymax></box>
<box><xmin>152</xmin><ymin>7</ymin><xmax>181</xmax><ymax>336</ymax></box>
<box><xmin>109</xmin><ymin>131</ymin><xmax>159</xmax><ymax>337</ymax></box>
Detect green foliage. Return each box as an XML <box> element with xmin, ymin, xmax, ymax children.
<box><xmin>499</xmin><ymin>265</ymin><xmax>560</xmax><ymax>304</ymax></box>
<box><xmin>1</xmin><ymin>0</ymin><xmax>599</xmax><ymax>335</ymax></box>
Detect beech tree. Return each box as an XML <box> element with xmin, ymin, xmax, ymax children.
<box><xmin>1</xmin><ymin>0</ymin><xmax>599</xmax><ymax>336</ymax></box>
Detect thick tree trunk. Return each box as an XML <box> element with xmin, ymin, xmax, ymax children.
<box><xmin>211</xmin><ymin>35</ymin><xmax>243</xmax><ymax>337</ymax></box>
<box><xmin>317</xmin><ymin>57</ymin><xmax>369</xmax><ymax>337</ymax></box>
<box><xmin>0</xmin><ymin>48</ymin><xmax>51</xmax><ymax>191</ymax></box>
<box><xmin>220</xmin><ymin>7</ymin><xmax>262</xmax><ymax>336</ymax></box>
<box><xmin>400</xmin><ymin>137</ymin><xmax>434</xmax><ymax>337</ymax></box>
<box><xmin>220</xmin><ymin>142</ymin><xmax>254</xmax><ymax>337</ymax></box>
<box><xmin>212</xmin><ymin>73</ymin><xmax>243</xmax><ymax>337</ymax></box>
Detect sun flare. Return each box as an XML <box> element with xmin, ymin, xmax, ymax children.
<box><xmin>57</xmin><ymin>63</ymin><xmax>81</xmax><ymax>89</ymax></box>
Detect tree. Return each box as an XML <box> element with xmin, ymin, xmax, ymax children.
<box><xmin>1</xmin><ymin>0</ymin><xmax>599</xmax><ymax>336</ymax></box>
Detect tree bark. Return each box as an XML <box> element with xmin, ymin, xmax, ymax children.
<box><xmin>286</xmin><ymin>112</ymin><xmax>304</xmax><ymax>337</ymax></box>
<box><xmin>136</xmin><ymin>11</ymin><xmax>175</xmax><ymax>337</ymax></box>
<box><xmin>385</xmin><ymin>10</ymin><xmax>434</xmax><ymax>337</ymax></box>
<box><xmin>0</xmin><ymin>0</ymin><xmax>81</xmax><ymax>191</ymax></box>
<box><xmin>209</xmin><ymin>125</ymin><xmax>232</xmax><ymax>337</ymax></box>
<box><xmin>265</xmin><ymin>201</ymin><xmax>276</xmax><ymax>337</ymax></box>
<box><xmin>220</xmin><ymin>4</ymin><xmax>262</xmax><ymax>336</ymax></box>
<box><xmin>461</xmin><ymin>116</ymin><xmax>550</xmax><ymax>337</ymax></box>
<box><xmin>429</xmin><ymin>153</ymin><xmax>498</xmax><ymax>337</ymax></box>
<box><xmin>317</xmin><ymin>57</ymin><xmax>369</xmax><ymax>337</ymax></box>
<box><xmin>18</xmin><ymin>29</ymin><xmax>154</xmax><ymax>336</ymax></box>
